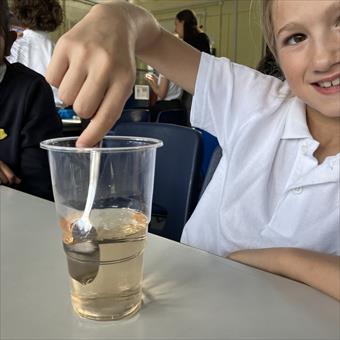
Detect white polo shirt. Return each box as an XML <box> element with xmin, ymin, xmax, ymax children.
<box><xmin>7</xmin><ymin>29</ymin><xmax>62</xmax><ymax>106</ymax></box>
<box><xmin>181</xmin><ymin>53</ymin><xmax>340</xmax><ymax>257</ymax></box>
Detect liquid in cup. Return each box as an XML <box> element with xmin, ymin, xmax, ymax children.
<box><xmin>61</xmin><ymin>208</ymin><xmax>148</xmax><ymax>320</ymax></box>
<box><xmin>41</xmin><ymin>136</ymin><xmax>162</xmax><ymax>321</ymax></box>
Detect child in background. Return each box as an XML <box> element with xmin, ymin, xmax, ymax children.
<box><xmin>0</xmin><ymin>0</ymin><xmax>62</xmax><ymax>200</ymax></box>
<box><xmin>145</xmin><ymin>71</ymin><xmax>183</xmax><ymax>121</ymax></box>
<box><xmin>46</xmin><ymin>0</ymin><xmax>340</xmax><ymax>300</ymax></box>
<box><xmin>7</xmin><ymin>0</ymin><xmax>63</xmax><ymax>107</ymax></box>
<box><xmin>175</xmin><ymin>9</ymin><xmax>211</xmax><ymax>54</ymax></box>
<box><xmin>257</xmin><ymin>46</ymin><xmax>284</xmax><ymax>80</ymax></box>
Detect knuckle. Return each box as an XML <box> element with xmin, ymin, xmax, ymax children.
<box><xmin>96</xmin><ymin>49</ymin><xmax>112</xmax><ymax>68</ymax></box>
<box><xmin>58</xmin><ymin>90</ymin><xmax>73</xmax><ymax>106</ymax></box>
<box><xmin>57</xmin><ymin>33</ymin><xmax>75</xmax><ymax>51</ymax></box>
<box><xmin>73</xmin><ymin>102</ymin><xmax>93</xmax><ymax>119</ymax></box>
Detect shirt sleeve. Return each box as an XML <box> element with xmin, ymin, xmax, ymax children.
<box><xmin>191</xmin><ymin>53</ymin><xmax>289</xmax><ymax>150</ymax></box>
<box><xmin>19</xmin><ymin>76</ymin><xmax>63</xmax><ymax>201</ymax></box>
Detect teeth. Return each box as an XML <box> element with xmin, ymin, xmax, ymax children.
<box><xmin>318</xmin><ymin>78</ymin><xmax>340</xmax><ymax>88</ymax></box>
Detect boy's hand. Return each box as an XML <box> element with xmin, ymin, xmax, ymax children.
<box><xmin>46</xmin><ymin>3</ymin><xmax>138</xmax><ymax>147</ymax></box>
<box><xmin>0</xmin><ymin>160</ymin><xmax>21</xmax><ymax>186</ymax></box>
<box><xmin>46</xmin><ymin>2</ymin><xmax>162</xmax><ymax>147</ymax></box>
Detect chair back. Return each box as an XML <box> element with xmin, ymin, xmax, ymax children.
<box><xmin>156</xmin><ymin>108</ymin><xmax>188</xmax><ymax>126</ymax></box>
<box><xmin>194</xmin><ymin>128</ymin><xmax>219</xmax><ymax>179</ymax></box>
<box><xmin>181</xmin><ymin>91</ymin><xmax>193</xmax><ymax>120</ymax></box>
<box><xmin>111</xmin><ymin>122</ymin><xmax>202</xmax><ymax>241</ymax></box>
<box><xmin>199</xmin><ymin>145</ymin><xmax>222</xmax><ymax>198</ymax></box>
<box><xmin>118</xmin><ymin>109</ymin><xmax>150</xmax><ymax>123</ymax></box>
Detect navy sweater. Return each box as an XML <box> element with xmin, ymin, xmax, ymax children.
<box><xmin>0</xmin><ymin>62</ymin><xmax>62</xmax><ymax>200</ymax></box>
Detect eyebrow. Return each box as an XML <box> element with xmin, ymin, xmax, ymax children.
<box><xmin>276</xmin><ymin>2</ymin><xmax>340</xmax><ymax>37</ymax></box>
<box><xmin>277</xmin><ymin>22</ymin><xmax>301</xmax><ymax>37</ymax></box>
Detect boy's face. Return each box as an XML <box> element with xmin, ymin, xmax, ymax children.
<box><xmin>273</xmin><ymin>0</ymin><xmax>340</xmax><ymax>118</ymax></box>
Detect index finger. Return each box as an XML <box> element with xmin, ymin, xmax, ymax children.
<box><xmin>76</xmin><ymin>84</ymin><xmax>132</xmax><ymax>147</ymax></box>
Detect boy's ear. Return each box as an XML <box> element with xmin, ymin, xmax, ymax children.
<box><xmin>5</xmin><ymin>31</ymin><xmax>17</xmax><ymax>56</ymax></box>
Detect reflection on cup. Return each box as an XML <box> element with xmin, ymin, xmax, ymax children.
<box><xmin>41</xmin><ymin>136</ymin><xmax>162</xmax><ymax>320</ymax></box>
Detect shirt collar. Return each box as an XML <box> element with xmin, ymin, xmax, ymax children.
<box><xmin>281</xmin><ymin>96</ymin><xmax>313</xmax><ymax>140</ymax></box>
<box><xmin>0</xmin><ymin>63</ymin><xmax>6</xmax><ymax>83</ymax></box>
<box><xmin>23</xmin><ymin>29</ymin><xmax>48</xmax><ymax>38</ymax></box>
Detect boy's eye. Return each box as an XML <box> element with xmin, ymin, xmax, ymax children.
<box><xmin>284</xmin><ymin>34</ymin><xmax>306</xmax><ymax>46</ymax></box>
<box><xmin>335</xmin><ymin>16</ymin><xmax>340</xmax><ymax>27</ymax></box>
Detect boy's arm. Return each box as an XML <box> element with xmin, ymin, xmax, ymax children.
<box><xmin>228</xmin><ymin>248</ymin><xmax>340</xmax><ymax>301</ymax></box>
<box><xmin>137</xmin><ymin>28</ymin><xmax>200</xmax><ymax>94</ymax></box>
<box><xmin>46</xmin><ymin>1</ymin><xmax>200</xmax><ymax>147</ymax></box>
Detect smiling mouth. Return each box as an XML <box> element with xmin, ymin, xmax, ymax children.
<box><xmin>314</xmin><ymin>77</ymin><xmax>340</xmax><ymax>88</ymax></box>
<box><xmin>311</xmin><ymin>76</ymin><xmax>340</xmax><ymax>94</ymax></box>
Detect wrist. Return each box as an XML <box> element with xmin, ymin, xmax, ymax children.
<box><xmin>90</xmin><ymin>2</ymin><xmax>138</xmax><ymax>46</ymax></box>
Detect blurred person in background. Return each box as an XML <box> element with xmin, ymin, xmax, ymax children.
<box><xmin>7</xmin><ymin>0</ymin><xmax>63</xmax><ymax>106</ymax></box>
<box><xmin>175</xmin><ymin>9</ymin><xmax>211</xmax><ymax>116</ymax></box>
<box><xmin>145</xmin><ymin>71</ymin><xmax>183</xmax><ymax>122</ymax></box>
<box><xmin>257</xmin><ymin>46</ymin><xmax>284</xmax><ymax>81</ymax></box>
<box><xmin>175</xmin><ymin>9</ymin><xmax>211</xmax><ymax>54</ymax></box>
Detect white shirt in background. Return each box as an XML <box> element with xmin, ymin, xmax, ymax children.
<box><xmin>7</xmin><ymin>29</ymin><xmax>62</xmax><ymax>106</ymax></box>
<box><xmin>181</xmin><ymin>53</ymin><xmax>340</xmax><ymax>257</ymax></box>
<box><xmin>158</xmin><ymin>74</ymin><xmax>183</xmax><ymax>101</ymax></box>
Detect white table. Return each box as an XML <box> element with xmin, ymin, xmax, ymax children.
<box><xmin>1</xmin><ymin>187</ymin><xmax>339</xmax><ymax>339</ymax></box>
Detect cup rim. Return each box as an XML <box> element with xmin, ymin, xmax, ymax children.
<box><xmin>40</xmin><ymin>136</ymin><xmax>163</xmax><ymax>153</ymax></box>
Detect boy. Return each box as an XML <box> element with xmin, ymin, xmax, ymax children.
<box><xmin>46</xmin><ymin>0</ymin><xmax>340</xmax><ymax>300</ymax></box>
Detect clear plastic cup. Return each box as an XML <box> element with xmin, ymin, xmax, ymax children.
<box><xmin>41</xmin><ymin>136</ymin><xmax>162</xmax><ymax>320</ymax></box>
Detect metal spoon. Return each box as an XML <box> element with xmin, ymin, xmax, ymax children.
<box><xmin>65</xmin><ymin>150</ymin><xmax>101</xmax><ymax>284</ymax></box>
<box><xmin>72</xmin><ymin>150</ymin><xmax>101</xmax><ymax>241</ymax></box>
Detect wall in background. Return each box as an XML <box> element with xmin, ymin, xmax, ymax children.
<box><xmin>141</xmin><ymin>0</ymin><xmax>263</xmax><ymax>68</ymax></box>
<box><xmin>50</xmin><ymin>0</ymin><xmax>263</xmax><ymax>69</ymax></box>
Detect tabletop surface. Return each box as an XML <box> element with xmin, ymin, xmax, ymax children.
<box><xmin>1</xmin><ymin>186</ymin><xmax>339</xmax><ymax>340</ymax></box>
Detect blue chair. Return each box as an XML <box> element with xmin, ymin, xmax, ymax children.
<box><xmin>194</xmin><ymin>128</ymin><xmax>219</xmax><ymax>179</ymax></box>
<box><xmin>199</xmin><ymin>145</ymin><xmax>222</xmax><ymax>199</ymax></box>
<box><xmin>117</xmin><ymin>109</ymin><xmax>150</xmax><ymax>123</ymax></box>
<box><xmin>124</xmin><ymin>92</ymin><xmax>149</xmax><ymax>109</ymax></box>
<box><xmin>181</xmin><ymin>91</ymin><xmax>193</xmax><ymax>123</ymax></box>
<box><xmin>110</xmin><ymin>122</ymin><xmax>202</xmax><ymax>241</ymax></box>
<box><xmin>156</xmin><ymin>108</ymin><xmax>188</xmax><ymax>126</ymax></box>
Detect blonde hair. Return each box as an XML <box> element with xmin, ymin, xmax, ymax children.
<box><xmin>261</xmin><ymin>0</ymin><xmax>277</xmax><ymax>59</ymax></box>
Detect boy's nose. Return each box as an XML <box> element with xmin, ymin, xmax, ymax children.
<box><xmin>311</xmin><ymin>34</ymin><xmax>340</xmax><ymax>72</ymax></box>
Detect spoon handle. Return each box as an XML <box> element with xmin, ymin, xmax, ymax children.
<box><xmin>83</xmin><ymin>150</ymin><xmax>101</xmax><ymax>219</ymax></box>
